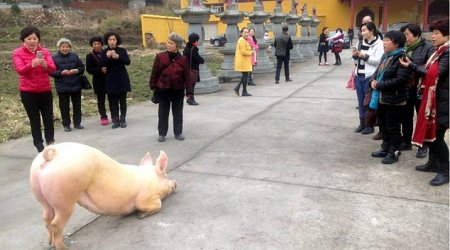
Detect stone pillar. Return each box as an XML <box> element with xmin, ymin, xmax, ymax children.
<box><xmin>285</xmin><ymin>0</ymin><xmax>303</xmax><ymax>63</ymax></box>
<box><xmin>247</xmin><ymin>0</ymin><xmax>274</xmax><ymax>73</ymax></box>
<box><xmin>216</xmin><ymin>0</ymin><xmax>245</xmax><ymax>82</ymax></box>
<box><xmin>268</xmin><ymin>0</ymin><xmax>287</xmax><ymax>63</ymax></box>
<box><xmin>176</xmin><ymin>2</ymin><xmax>220</xmax><ymax>93</ymax></box>
<box><xmin>310</xmin><ymin>9</ymin><xmax>321</xmax><ymax>57</ymax></box>
<box><xmin>298</xmin><ymin>4</ymin><xmax>313</xmax><ymax>59</ymax></box>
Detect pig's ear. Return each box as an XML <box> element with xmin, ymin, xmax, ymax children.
<box><xmin>140</xmin><ymin>152</ymin><xmax>153</xmax><ymax>166</ymax></box>
<box><xmin>155</xmin><ymin>151</ymin><xmax>168</xmax><ymax>176</ymax></box>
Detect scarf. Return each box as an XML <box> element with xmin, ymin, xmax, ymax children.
<box><xmin>405</xmin><ymin>38</ymin><xmax>422</xmax><ymax>58</ymax></box>
<box><xmin>412</xmin><ymin>41</ymin><xmax>449</xmax><ymax>146</ymax></box>
<box><xmin>369</xmin><ymin>48</ymin><xmax>405</xmax><ymax>110</ymax></box>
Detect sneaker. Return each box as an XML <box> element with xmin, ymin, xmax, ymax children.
<box><xmin>101</xmin><ymin>118</ymin><xmax>109</xmax><ymax>126</ymax></box>
<box><xmin>175</xmin><ymin>134</ymin><xmax>185</xmax><ymax>141</ymax></box>
<box><xmin>324</xmin><ymin>62</ymin><xmax>329</xmax><ymax>66</ymax></box>
<box><xmin>416</xmin><ymin>147</ymin><xmax>428</xmax><ymax>158</ymax></box>
<box><xmin>361</xmin><ymin>127</ymin><xmax>374</xmax><ymax>134</ymax></box>
<box><xmin>158</xmin><ymin>135</ymin><xmax>166</xmax><ymax>142</ymax></box>
<box><xmin>319</xmin><ymin>63</ymin><xmax>324</xmax><ymax>66</ymax></box>
<box><xmin>120</xmin><ymin>120</ymin><xmax>127</xmax><ymax>128</ymax></box>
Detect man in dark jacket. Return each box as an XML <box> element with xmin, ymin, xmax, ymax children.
<box><xmin>273</xmin><ymin>26</ymin><xmax>293</xmax><ymax>84</ymax></box>
<box><xmin>399</xmin><ymin>23</ymin><xmax>435</xmax><ymax>158</ymax></box>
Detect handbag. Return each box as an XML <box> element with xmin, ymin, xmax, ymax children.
<box><xmin>346</xmin><ymin>71</ymin><xmax>356</xmax><ymax>90</ymax></box>
<box><xmin>80</xmin><ymin>75</ymin><xmax>92</xmax><ymax>90</ymax></box>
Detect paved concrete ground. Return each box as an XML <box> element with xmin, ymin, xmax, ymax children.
<box><xmin>0</xmin><ymin>49</ymin><xmax>448</xmax><ymax>250</ymax></box>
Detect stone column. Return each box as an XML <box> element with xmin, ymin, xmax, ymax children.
<box><xmin>216</xmin><ymin>0</ymin><xmax>245</xmax><ymax>81</ymax></box>
<box><xmin>175</xmin><ymin>1</ymin><xmax>220</xmax><ymax>93</ymax></box>
<box><xmin>298</xmin><ymin>4</ymin><xmax>313</xmax><ymax>59</ymax></box>
<box><xmin>268</xmin><ymin>0</ymin><xmax>287</xmax><ymax>63</ymax></box>
<box><xmin>309</xmin><ymin>9</ymin><xmax>321</xmax><ymax>57</ymax></box>
<box><xmin>247</xmin><ymin>0</ymin><xmax>274</xmax><ymax>73</ymax></box>
<box><xmin>285</xmin><ymin>0</ymin><xmax>303</xmax><ymax>63</ymax></box>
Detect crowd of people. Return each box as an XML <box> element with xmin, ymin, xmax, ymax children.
<box><xmin>349</xmin><ymin>17</ymin><xmax>449</xmax><ymax>186</ymax></box>
<box><xmin>12</xmin><ymin>18</ymin><xmax>449</xmax><ymax>187</ymax></box>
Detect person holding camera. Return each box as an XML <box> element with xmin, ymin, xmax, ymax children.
<box><xmin>13</xmin><ymin>27</ymin><xmax>56</xmax><ymax>152</ymax></box>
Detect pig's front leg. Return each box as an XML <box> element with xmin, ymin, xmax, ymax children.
<box><xmin>136</xmin><ymin>195</ymin><xmax>162</xmax><ymax>219</ymax></box>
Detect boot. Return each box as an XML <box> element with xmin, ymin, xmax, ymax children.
<box><xmin>382</xmin><ymin>151</ymin><xmax>401</xmax><ymax>164</ymax></box>
<box><xmin>248</xmin><ymin>72</ymin><xmax>256</xmax><ymax>86</ymax></box>
<box><xmin>119</xmin><ymin>116</ymin><xmax>127</xmax><ymax>128</ymax></box>
<box><xmin>187</xmin><ymin>95</ymin><xmax>199</xmax><ymax>105</ymax></box>
<box><xmin>242</xmin><ymin>80</ymin><xmax>252</xmax><ymax>96</ymax></box>
<box><xmin>234</xmin><ymin>82</ymin><xmax>241</xmax><ymax>96</ymax></box>
<box><xmin>112</xmin><ymin>117</ymin><xmax>120</xmax><ymax>129</ymax></box>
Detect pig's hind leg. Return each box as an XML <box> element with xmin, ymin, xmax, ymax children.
<box><xmin>50</xmin><ymin>202</ymin><xmax>76</xmax><ymax>250</ymax></box>
<box><xmin>136</xmin><ymin>196</ymin><xmax>162</xmax><ymax>219</ymax></box>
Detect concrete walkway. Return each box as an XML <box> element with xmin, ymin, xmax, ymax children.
<box><xmin>0</xmin><ymin>49</ymin><xmax>448</xmax><ymax>250</ymax></box>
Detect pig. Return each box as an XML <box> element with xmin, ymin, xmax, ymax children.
<box><xmin>29</xmin><ymin>142</ymin><xmax>177</xmax><ymax>250</ymax></box>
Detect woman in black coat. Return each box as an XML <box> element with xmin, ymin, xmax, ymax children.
<box><xmin>86</xmin><ymin>36</ymin><xmax>108</xmax><ymax>126</ymax></box>
<box><xmin>100</xmin><ymin>32</ymin><xmax>131</xmax><ymax>129</ymax></box>
<box><xmin>400</xmin><ymin>18</ymin><xmax>449</xmax><ymax>186</ymax></box>
<box><xmin>370</xmin><ymin>30</ymin><xmax>412</xmax><ymax>165</ymax></box>
<box><xmin>317</xmin><ymin>27</ymin><xmax>329</xmax><ymax>66</ymax></box>
<box><xmin>50</xmin><ymin>38</ymin><xmax>85</xmax><ymax>132</ymax></box>
<box><xmin>183</xmin><ymin>32</ymin><xmax>204</xmax><ymax>105</ymax></box>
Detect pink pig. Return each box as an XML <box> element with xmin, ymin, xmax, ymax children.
<box><xmin>30</xmin><ymin>142</ymin><xmax>177</xmax><ymax>250</ymax></box>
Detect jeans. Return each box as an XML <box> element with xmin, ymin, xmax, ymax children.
<box><xmin>355</xmin><ymin>76</ymin><xmax>370</xmax><ymax>124</ymax></box>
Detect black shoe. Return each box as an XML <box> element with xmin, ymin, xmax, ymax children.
<box><xmin>187</xmin><ymin>98</ymin><xmax>199</xmax><ymax>105</ymax></box>
<box><xmin>400</xmin><ymin>142</ymin><xmax>413</xmax><ymax>151</ymax></box>
<box><xmin>372</xmin><ymin>132</ymin><xmax>383</xmax><ymax>140</ymax></box>
<box><xmin>382</xmin><ymin>151</ymin><xmax>400</xmax><ymax>164</ymax></box>
<box><xmin>46</xmin><ymin>140</ymin><xmax>55</xmax><ymax>146</ymax></box>
<box><xmin>429</xmin><ymin>173</ymin><xmax>449</xmax><ymax>186</ymax></box>
<box><xmin>112</xmin><ymin>122</ymin><xmax>120</xmax><ymax>129</ymax></box>
<box><xmin>242</xmin><ymin>92</ymin><xmax>252</xmax><ymax>96</ymax></box>
<box><xmin>120</xmin><ymin>120</ymin><xmax>127</xmax><ymax>128</ymax></box>
<box><xmin>275</xmin><ymin>80</ymin><xmax>279</xmax><ymax>84</ymax></box>
<box><xmin>158</xmin><ymin>135</ymin><xmax>166</xmax><ymax>142</ymax></box>
<box><xmin>74</xmin><ymin>124</ymin><xmax>84</xmax><ymax>129</ymax></box>
<box><xmin>361</xmin><ymin>127</ymin><xmax>374</xmax><ymax>134</ymax></box>
<box><xmin>416</xmin><ymin>147</ymin><xmax>428</xmax><ymax>158</ymax></box>
<box><xmin>354</xmin><ymin>124</ymin><xmax>364</xmax><ymax>133</ymax></box>
<box><xmin>64</xmin><ymin>126</ymin><xmax>72</xmax><ymax>132</ymax></box>
<box><xmin>175</xmin><ymin>134</ymin><xmax>185</xmax><ymax>141</ymax></box>
<box><xmin>248</xmin><ymin>82</ymin><xmax>256</xmax><ymax>86</ymax></box>
<box><xmin>371</xmin><ymin>150</ymin><xmax>388</xmax><ymax>158</ymax></box>
<box><xmin>233</xmin><ymin>89</ymin><xmax>239</xmax><ymax>96</ymax></box>
<box><xmin>286</xmin><ymin>78</ymin><xmax>293</xmax><ymax>82</ymax></box>
<box><xmin>37</xmin><ymin>144</ymin><xmax>45</xmax><ymax>153</ymax></box>
<box><xmin>415</xmin><ymin>161</ymin><xmax>439</xmax><ymax>172</ymax></box>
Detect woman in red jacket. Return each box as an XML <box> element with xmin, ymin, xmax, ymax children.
<box><xmin>149</xmin><ymin>33</ymin><xmax>192</xmax><ymax>142</ymax></box>
<box><xmin>12</xmin><ymin>27</ymin><xmax>56</xmax><ymax>152</ymax></box>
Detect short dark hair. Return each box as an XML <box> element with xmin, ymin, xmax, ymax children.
<box><xmin>188</xmin><ymin>32</ymin><xmax>200</xmax><ymax>43</ymax></box>
<box><xmin>89</xmin><ymin>36</ymin><xmax>103</xmax><ymax>47</ymax></box>
<box><xmin>399</xmin><ymin>23</ymin><xmax>422</xmax><ymax>37</ymax></box>
<box><xmin>336</xmin><ymin>28</ymin><xmax>343</xmax><ymax>33</ymax></box>
<box><xmin>240</xmin><ymin>27</ymin><xmax>248</xmax><ymax>34</ymax></box>
<box><xmin>361</xmin><ymin>22</ymin><xmax>378</xmax><ymax>34</ymax></box>
<box><xmin>282</xmin><ymin>26</ymin><xmax>289</xmax><ymax>32</ymax></box>
<box><xmin>20</xmin><ymin>27</ymin><xmax>40</xmax><ymax>42</ymax></box>
<box><xmin>384</xmin><ymin>30</ymin><xmax>406</xmax><ymax>48</ymax></box>
<box><xmin>429</xmin><ymin>18</ymin><xmax>449</xmax><ymax>37</ymax></box>
<box><xmin>322</xmin><ymin>27</ymin><xmax>328</xmax><ymax>33</ymax></box>
<box><xmin>103</xmin><ymin>31</ymin><xmax>122</xmax><ymax>46</ymax></box>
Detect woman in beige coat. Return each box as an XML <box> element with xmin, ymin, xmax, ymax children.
<box><xmin>233</xmin><ymin>27</ymin><xmax>254</xmax><ymax>97</ymax></box>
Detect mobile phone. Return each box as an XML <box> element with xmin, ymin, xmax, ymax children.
<box><xmin>37</xmin><ymin>51</ymin><xmax>43</xmax><ymax>59</ymax></box>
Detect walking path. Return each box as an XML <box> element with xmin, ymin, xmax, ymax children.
<box><xmin>0</xmin><ymin>49</ymin><xmax>448</xmax><ymax>249</ymax></box>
